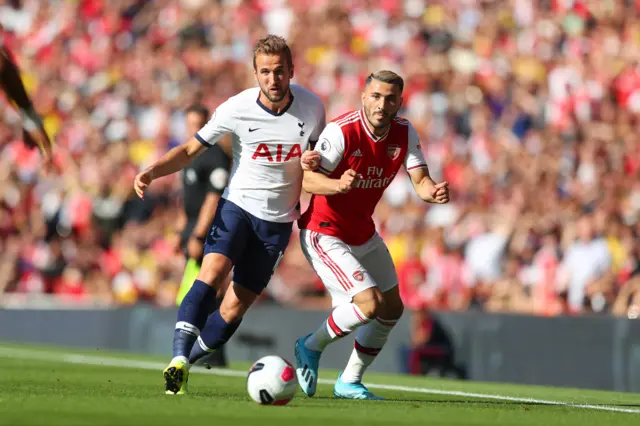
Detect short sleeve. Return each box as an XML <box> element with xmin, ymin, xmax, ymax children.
<box><xmin>195</xmin><ymin>99</ymin><xmax>236</xmax><ymax>147</ymax></box>
<box><xmin>309</xmin><ymin>102</ymin><xmax>326</xmax><ymax>143</ymax></box>
<box><xmin>315</xmin><ymin>122</ymin><xmax>346</xmax><ymax>175</ymax></box>
<box><xmin>404</xmin><ymin>123</ymin><xmax>428</xmax><ymax>171</ymax></box>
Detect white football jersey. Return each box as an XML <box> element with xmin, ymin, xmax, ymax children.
<box><xmin>196</xmin><ymin>84</ymin><xmax>325</xmax><ymax>222</ymax></box>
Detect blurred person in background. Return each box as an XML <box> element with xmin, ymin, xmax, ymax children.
<box><xmin>557</xmin><ymin>214</ymin><xmax>612</xmax><ymax>314</ymax></box>
<box><xmin>613</xmin><ymin>279</ymin><xmax>640</xmax><ymax>319</ymax></box>
<box><xmin>176</xmin><ymin>104</ymin><xmax>231</xmax><ymax>305</ymax></box>
<box><xmin>397</xmin><ymin>232</ymin><xmax>428</xmax><ymax>311</ymax></box>
<box><xmin>612</xmin><ymin>237</ymin><xmax>640</xmax><ymax>318</ymax></box>
<box><xmin>176</xmin><ymin>103</ymin><xmax>232</xmax><ymax>368</ymax></box>
<box><xmin>464</xmin><ymin>205</ymin><xmax>519</xmax><ymax>307</ymax></box>
<box><xmin>484</xmin><ymin>254</ymin><xmax>531</xmax><ymax>314</ymax></box>
<box><xmin>406</xmin><ymin>306</ymin><xmax>465</xmax><ymax>379</ymax></box>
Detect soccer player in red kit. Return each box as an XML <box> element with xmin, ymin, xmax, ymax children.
<box><xmin>295</xmin><ymin>70</ymin><xmax>449</xmax><ymax>400</ymax></box>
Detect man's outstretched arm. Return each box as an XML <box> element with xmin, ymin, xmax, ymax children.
<box><xmin>0</xmin><ymin>47</ymin><xmax>53</xmax><ymax>162</ymax></box>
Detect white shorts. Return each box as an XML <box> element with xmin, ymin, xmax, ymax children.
<box><xmin>300</xmin><ymin>229</ymin><xmax>398</xmax><ymax>307</ymax></box>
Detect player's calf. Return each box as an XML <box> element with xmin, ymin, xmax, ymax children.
<box><xmin>296</xmin><ymin>288</ymin><xmax>381</xmax><ymax>397</ymax></box>
<box><xmin>188</xmin><ymin>283</ymin><xmax>257</xmax><ymax>364</ymax></box>
<box><xmin>304</xmin><ymin>289</ymin><xmax>380</xmax><ymax>353</ymax></box>
<box><xmin>169</xmin><ymin>254</ymin><xmax>232</xmax><ymax>380</ymax></box>
<box><xmin>172</xmin><ymin>279</ymin><xmax>215</xmax><ymax>364</ymax></box>
<box><xmin>341</xmin><ymin>286</ymin><xmax>404</xmax><ymax>385</ymax></box>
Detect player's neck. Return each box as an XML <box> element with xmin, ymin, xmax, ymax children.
<box><xmin>362</xmin><ymin>111</ymin><xmax>391</xmax><ymax>138</ymax></box>
<box><xmin>258</xmin><ymin>90</ymin><xmax>293</xmax><ymax>114</ymax></box>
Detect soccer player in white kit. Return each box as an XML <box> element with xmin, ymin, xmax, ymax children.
<box><xmin>295</xmin><ymin>71</ymin><xmax>450</xmax><ymax>399</ymax></box>
<box><xmin>133</xmin><ymin>35</ymin><xmax>325</xmax><ymax>395</ymax></box>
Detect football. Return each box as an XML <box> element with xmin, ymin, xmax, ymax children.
<box><xmin>247</xmin><ymin>355</ymin><xmax>298</xmax><ymax>405</ymax></box>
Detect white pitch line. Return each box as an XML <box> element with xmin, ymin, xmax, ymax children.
<box><xmin>0</xmin><ymin>347</ymin><xmax>638</xmax><ymax>414</ymax></box>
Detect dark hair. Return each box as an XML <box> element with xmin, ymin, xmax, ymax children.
<box><xmin>365</xmin><ymin>70</ymin><xmax>404</xmax><ymax>93</ymax></box>
<box><xmin>185</xmin><ymin>104</ymin><xmax>209</xmax><ymax>121</ymax></box>
<box><xmin>252</xmin><ymin>34</ymin><xmax>293</xmax><ymax>71</ymax></box>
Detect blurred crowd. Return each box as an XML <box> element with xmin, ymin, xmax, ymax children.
<box><xmin>1</xmin><ymin>0</ymin><xmax>640</xmax><ymax>318</ymax></box>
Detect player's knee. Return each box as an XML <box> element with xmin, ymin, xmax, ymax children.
<box><xmin>196</xmin><ymin>269</ymin><xmax>223</xmax><ymax>288</ymax></box>
<box><xmin>356</xmin><ymin>299</ymin><xmax>380</xmax><ymax>319</ymax></box>
<box><xmin>353</xmin><ymin>288</ymin><xmax>384</xmax><ymax>319</ymax></box>
<box><xmin>380</xmin><ymin>286</ymin><xmax>405</xmax><ymax>320</ymax></box>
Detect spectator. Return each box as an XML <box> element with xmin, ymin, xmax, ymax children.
<box><xmin>406</xmin><ymin>307</ymin><xmax>465</xmax><ymax>379</ymax></box>
<box><xmin>557</xmin><ymin>214</ymin><xmax>612</xmax><ymax>314</ymax></box>
<box><xmin>0</xmin><ymin>0</ymin><xmax>638</xmax><ymax>319</ymax></box>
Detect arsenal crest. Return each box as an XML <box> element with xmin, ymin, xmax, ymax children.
<box><xmin>387</xmin><ymin>145</ymin><xmax>401</xmax><ymax>160</ymax></box>
<box><xmin>353</xmin><ymin>271</ymin><xmax>364</xmax><ymax>282</ymax></box>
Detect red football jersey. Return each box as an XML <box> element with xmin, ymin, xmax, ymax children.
<box><xmin>299</xmin><ymin>109</ymin><xmax>427</xmax><ymax>245</ymax></box>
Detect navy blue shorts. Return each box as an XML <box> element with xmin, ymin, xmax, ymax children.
<box><xmin>203</xmin><ymin>198</ymin><xmax>293</xmax><ymax>294</ymax></box>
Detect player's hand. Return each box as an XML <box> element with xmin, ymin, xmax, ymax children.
<box><xmin>187</xmin><ymin>235</ymin><xmax>205</xmax><ymax>261</ymax></box>
<box><xmin>425</xmin><ymin>181</ymin><xmax>450</xmax><ymax>204</ymax></box>
<box><xmin>134</xmin><ymin>169</ymin><xmax>154</xmax><ymax>199</ymax></box>
<box><xmin>23</xmin><ymin>128</ymin><xmax>55</xmax><ymax>175</ymax></box>
<box><xmin>41</xmin><ymin>154</ymin><xmax>55</xmax><ymax>176</ymax></box>
<box><xmin>301</xmin><ymin>150</ymin><xmax>321</xmax><ymax>171</ymax></box>
<box><xmin>336</xmin><ymin>169</ymin><xmax>362</xmax><ymax>194</ymax></box>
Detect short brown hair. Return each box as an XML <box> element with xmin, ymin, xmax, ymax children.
<box><xmin>185</xmin><ymin>104</ymin><xmax>209</xmax><ymax>121</ymax></box>
<box><xmin>252</xmin><ymin>35</ymin><xmax>293</xmax><ymax>71</ymax></box>
<box><xmin>365</xmin><ymin>70</ymin><xmax>404</xmax><ymax>93</ymax></box>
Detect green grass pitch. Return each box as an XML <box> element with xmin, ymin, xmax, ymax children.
<box><xmin>0</xmin><ymin>343</ymin><xmax>638</xmax><ymax>426</ymax></box>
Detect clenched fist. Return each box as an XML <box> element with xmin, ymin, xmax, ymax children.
<box><xmin>301</xmin><ymin>150</ymin><xmax>321</xmax><ymax>171</ymax></box>
<box><xmin>336</xmin><ymin>169</ymin><xmax>362</xmax><ymax>194</ymax></box>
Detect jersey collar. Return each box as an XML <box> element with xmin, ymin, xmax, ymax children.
<box><xmin>256</xmin><ymin>91</ymin><xmax>295</xmax><ymax>116</ymax></box>
<box><xmin>359</xmin><ymin>109</ymin><xmax>389</xmax><ymax>143</ymax></box>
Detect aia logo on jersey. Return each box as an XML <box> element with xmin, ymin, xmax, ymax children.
<box><xmin>353</xmin><ymin>271</ymin><xmax>364</xmax><ymax>282</ymax></box>
<box><xmin>252</xmin><ymin>144</ymin><xmax>302</xmax><ymax>162</ymax></box>
<box><xmin>387</xmin><ymin>145</ymin><xmax>401</xmax><ymax>160</ymax></box>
